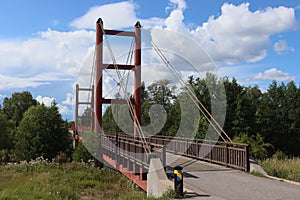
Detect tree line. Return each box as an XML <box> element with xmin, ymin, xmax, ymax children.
<box><xmin>103</xmin><ymin>74</ymin><xmax>300</xmax><ymax>159</ymax></box>
<box><xmin>1</xmin><ymin>74</ymin><xmax>299</xmax><ymax>162</ymax></box>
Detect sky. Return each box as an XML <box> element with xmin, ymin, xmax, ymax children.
<box><xmin>0</xmin><ymin>0</ymin><xmax>299</xmax><ymax>121</ymax></box>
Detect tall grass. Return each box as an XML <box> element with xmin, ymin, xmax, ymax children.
<box><xmin>0</xmin><ymin>161</ymin><xmax>159</xmax><ymax>200</ymax></box>
<box><xmin>260</xmin><ymin>156</ymin><xmax>300</xmax><ymax>183</ymax></box>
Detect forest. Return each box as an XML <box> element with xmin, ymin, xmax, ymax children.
<box><xmin>1</xmin><ymin>74</ymin><xmax>300</xmax><ymax>163</ymax></box>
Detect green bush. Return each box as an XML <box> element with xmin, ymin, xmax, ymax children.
<box><xmin>272</xmin><ymin>150</ymin><xmax>288</xmax><ymax>160</ymax></box>
<box><xmin>233</xmin><ymin>133</ymin><xmax>273</xmax><ymax>160</ymax></box>
<box><xmin>0</xmin><ymin>149</ymin><xmax>9</xmax><ymax>164</ymax></box>
<box><xmin>72</xmin><ymin>142</ymin><xmax>93</xmax><ymax>163</ymax></box>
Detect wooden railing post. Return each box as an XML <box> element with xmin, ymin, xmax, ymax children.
<box><xmin>162</xmin><ymin>145</ymin><xmax>166</xmax><ymax>172</ymax></box>
<box><xmin>225</xmin><ymin>144</ymin><xmax>229</xmax><ymax>167</ymax></box>
<box><xmin>245</xmin><ymin>145</ymin><xmax>250</xmax><ymax>172</ymax></box>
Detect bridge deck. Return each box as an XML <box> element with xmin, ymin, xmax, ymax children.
<box><xmin>167</xmin><ymin>153</ymin><xmax>300</xmax><ymax>200</ymax></box>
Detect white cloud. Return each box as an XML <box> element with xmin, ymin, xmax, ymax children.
<box><xmin>158</xmin><ymin>2</ymin><xmax>297</xmax><ymax>66</ymax></box>
<box><xmin>0</xmin><ymin>29</ymin><xmax>95</xmax><ymax>75</ymax></box>
<box><xmin>0</xmin><ymin>29</ymin><xmax>95</xmax><ymax>90</ymax></box>
<box><xmin>166</xmin><ymin>0</ymin><xmax>187</xmax><ymax>12</ymax></box>
<box><xmin>62</xmin><ymin>93</ymin><xmax>73</xmax><ymax>106</ymax></box>
<box><xmin>70</xmin><ymin>1</ymin><xmax>138</xmax><ymax>29</ymax></box>
<box><xmin>70</xmin><ymin>1</ymin><xmax>165</xmax><ymax>30</ymax></box>
<box><xmin>58</xmin><ymin>104</ymin><xmax>73</xmax><ymax>118</ymax></box>
<box><xmin>255</xmin><ymin>68</ymin><xmax>295</xmax><ymax>81</ymax></box>
<box><xmin>0</xmin><ymin>73</ymin><xmax>69</xmax><ymax>91</ymax></box>
<box><xmin>140</xmin><ymin>17</ymin><xmax>165</xmax><ymax>28</ymax></box>
<box><xmin>36</xmin><ymin>95</ymin><xmax>73</xmax><ymax>118</ymax></box>
<box><xmin>36</xmin><ymin>95</ymin><xmax>56</xmax><ymax>106</ymax></box>
<box><xmin>274</xmin><ymin>40</ymin><xmax>294</xmax><ymax>54</ymax></box>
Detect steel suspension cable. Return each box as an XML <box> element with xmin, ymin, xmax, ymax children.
<box><xmin>146</xmin><ymin>33</ymin><xmax>232</xmax><ymax>143</ymax></box>
<box><xmin>87</xmin><ymin>47</ymin><xmax>96</xmax><ymax>105</ymax></box>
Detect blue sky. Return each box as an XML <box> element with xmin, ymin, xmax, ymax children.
<box><xmin>0</xmin><ymin>0</ymin><xmax>299</xmax><ymax>120</ymax></box>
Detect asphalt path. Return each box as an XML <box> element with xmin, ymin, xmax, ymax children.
<box><xmin>167</xmin><ymin>154</ymin><xmax>300</xmax><ymax>200</ymax></box>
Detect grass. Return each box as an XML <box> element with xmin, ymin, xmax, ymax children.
<box><xmin>0</xmin><ymin>161</ymin><xmax>170</xmax><ymax>200</ymax></box>
<box><xmin>260</xmin><ymin>157</ymin><xmax>300</xmax><ymax>183</ymax></box>
<box><xmin>250</xmin><ymin>171</ymin><xmax>265</xmax><ymax>178</ymax></box>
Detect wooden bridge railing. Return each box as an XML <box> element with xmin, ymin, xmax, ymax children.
<box><xmin>100</xmin><ymin>133</ymin><xmax>166</xmax><ymax>173</ymax></box>
<box><xmin>106</xmin><ymin>133</ymin><xmax>250</xmax><ymax>172</ymax></box>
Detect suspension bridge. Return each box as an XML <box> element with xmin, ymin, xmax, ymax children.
<box><xmin>73</xmin><ymin>18</ymin><xmax>300</xmax><ymax>199</ymax></box>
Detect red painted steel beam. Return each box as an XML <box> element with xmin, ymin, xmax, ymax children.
<box><xmin>101</xmin><ymin>99</ymin><xmax>128</xmax><ymax>104</ymax></box>
<box><xmin>75</xmin><ymin>84</ymin><xmax>79</xmax><ymax>129</ymax></box>
<box><xmin>78</xmin><ymin>88</ymin><xmax>93</xmax><ymax>91</ymax></box>
<box><xmin>104</xmin><ymin>29</ymin><xmax>135</xmax><ymax>37</ymax></box>
<box><xmin>102</xmin><ymin>154</ymin><xmax>147</xmax><ymax>191</ymax></box>
<box><xmin>134</xmin><ymin>21</ymin><xmax>142</xmax><ymax>140</ymax></box>
<box><xmin>95</xmin><ymin>18</ymin><xmax>103</xmax><ymax>133</ymax></box>
<box><xmin>104</xmin><ymin>64</ymin><xmax>135</xmax><ymax>70</ymax></box>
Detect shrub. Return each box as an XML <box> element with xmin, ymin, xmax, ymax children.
<box><xmin>272</xmin><ymin>150</ymin><xmax>288</xmax><ymax>160</ymax></box>
<box><xmin>72</xmin><ymin>142</ymin><xmax>93</xmax><ymax>163</ymax></box>
<box><xmin>0</xmin><ymin>149</ymin><xmax>9</xmax><ymax>164</ymax></box>
<box><xmin>233</xmin><ymin>133</ymin><xmax>273</xmax><ymax>160</ymax></box>
<box><xmin>53</xmin><ymin>152</ymin><xmax>69</xmax><ymax>164</ymax></box>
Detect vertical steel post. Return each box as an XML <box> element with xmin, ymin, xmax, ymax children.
<box><xmin>134</xmin><ymin>21</ymin><xmax>141</xmax><ymax>140</ymax></box>
<box><xmin>75</xmin><ymin>84</ymin><xmax>79</xmax><ymax>129</ymax></box>
<box><xmin>95</xmin><ymin>18</ymin><xmax>103</xmax><ymax>134</ymax></box>
<box><xmin>91</xmin><ymin>85</ymin><xmax>95</xmax><ymax>131</ymax></box>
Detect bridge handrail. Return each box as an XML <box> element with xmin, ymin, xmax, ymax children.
<box><xmin>104</xmin><ymin>132</ymin><xmax>249</xmax><ymax>172</ymax></box>
<box><xmin>106</xmin><ymin>132</ymin><xmax>247</xmax><ymax>147</ymax></box>
<box><xmin>100</xmin><ymin>133</ymin><xmax>166</xmax><ymax>170</ymax></box>
<box><xmin>104</xmin><ymin>132</ymin><xmax>249</xmax><ymax>171</ymax></box>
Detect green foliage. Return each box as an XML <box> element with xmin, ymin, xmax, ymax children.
<box><xmin>233</xmin><ymin>133</ymin><xmax>273</xmax><ymax>160</ymax></box>
<box><xmin>2</xmin><ymin>91</ymin><xmax>37</xmax><ymax>126</ymax></box>
<box><xmin>147</xmin><ymin>79</ymin><xmax>176</xmax><ymax>109</ymax></box>
<box><xmin>233</xmin><ymin>86</ymin><xmax>262</xmax><ymax>136</ymax></box>
<box><xmin>0</xmin><ymin>111</ymin><xmax>14</xmax><ymax>150</ymax></box>
<box><xmin>72</xmin><ymin>142</ymin><xmax>93</xmax><ymax>162</ymax></box>
<box><xmin>14</xmin><ymin>103</ymin><xmax>72</xmax><ymax>161</ymax></box>
<box><xmin>272</xmin><ymin>150</ymin><xmax>288</xmax><ymax>161</ymax></box>
<box><xmin>0</xmin><ymin>149</ymin><xmax>10</xmax><ymax>164</ymax></box>
<box><xmin>256</xmin><ymin>81</ymin><xmax>300</xmax><ymax>155</ymax></box>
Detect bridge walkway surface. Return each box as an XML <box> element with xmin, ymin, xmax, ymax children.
<box><xmin>167</xmin><ymin>153</ymin><xmax>300</xmax><ymax>200</ymax></box>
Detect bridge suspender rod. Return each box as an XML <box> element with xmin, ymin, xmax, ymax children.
<box><xmin>147</xmin><ymin>34</ymin><xmax>232</xmax><ymax>143</ymax></box>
